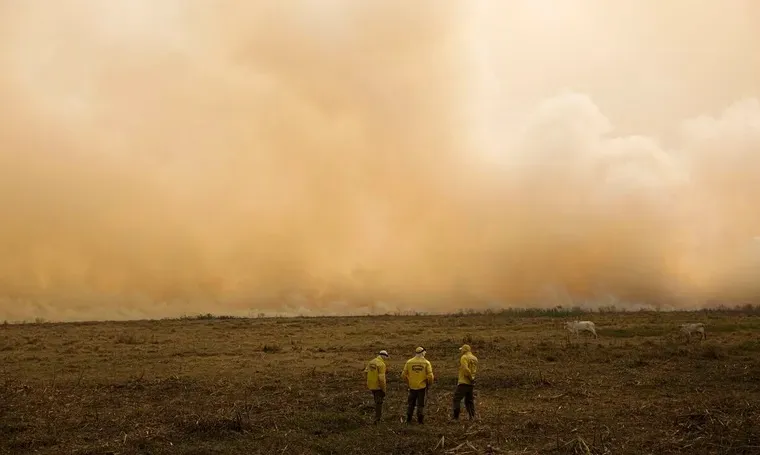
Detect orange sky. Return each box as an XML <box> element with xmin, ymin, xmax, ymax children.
<box><xmin>1</xmin><ymin>0</ymin><xmax>759</xmax><ymax>320</ymax></box>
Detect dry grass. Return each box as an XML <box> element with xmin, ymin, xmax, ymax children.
<box><xmin>1</xmin><ymin>309</ymin><xmax>759</xmax><ymax>454</ymax></box>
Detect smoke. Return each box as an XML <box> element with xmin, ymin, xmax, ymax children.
<box><xmin>1</xmin><ymin>0</ymin><xmax>759</xmax><ymax>321</ymax></box>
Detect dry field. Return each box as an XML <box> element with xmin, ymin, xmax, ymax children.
<box><xmin>1</xmin><ymin>308</ymin><xmax>759</xmax><ymax>455</ymax></box>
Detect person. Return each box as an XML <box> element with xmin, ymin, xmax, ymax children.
<box><xmin>364</xmin><ymin>349</ymin><xmax>389</xmax><ymax>423</ymax></box>
<box><xmin>452</xmin><ymin>344</ymin><xmax>478</xmax><ymax>420</ymax></box>
<box><xmin>401</xmin><ymin>346</ymin><xmax>434</xmax><ymax>424</ymax></box>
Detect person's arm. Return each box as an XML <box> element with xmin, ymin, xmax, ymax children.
<box><xmin>378</xmin><ymin>363</ymin><xmax>387</xmax><ymax>392</ymax></box>
<box><xmin>401</xmin><ymin>361</ymin><xmax>409</xmax><ymax>385</ymax></box>
<box><xmin>460</xmin><ymin>356</ymin><xmax>472</xmax><ymax>381</ymax></box>
<box><xmin>426</xmin><ymin>362</ymin><xmax>434</xmax><ymax>386</ymax></box>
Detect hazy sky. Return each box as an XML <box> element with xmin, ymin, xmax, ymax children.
<box><xmin>1</xmin><ymin>0</ymin><xmax>759</xmax><ymax>321</ymax></box>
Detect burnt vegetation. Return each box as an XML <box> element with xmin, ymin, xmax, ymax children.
<box><xmin>1</xmin><ymin>306</ymin><xmax>759</xmax><ymax>454</ymax></box>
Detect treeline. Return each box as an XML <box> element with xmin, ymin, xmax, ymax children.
<box><xmin>6</xmin><ymin>302</ymin><xmax>760</xmax><ymax>325</ymax></box>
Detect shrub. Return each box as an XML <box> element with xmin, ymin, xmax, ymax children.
<box><xmin>261</xmin><ymin>344</ymin><xmax>282</xmax><ymax>353</ymax></box>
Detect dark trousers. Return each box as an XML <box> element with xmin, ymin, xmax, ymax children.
<box><xmin>371</xmin><ymin>389</ymin><xmax>385</xmax><ymax>422</ymax></box>
<box><xmin>406</xmin><ymin>388</ymin><xmax>427</xmax><ymax>423</ymax></box>
<box><xmin>452</xmin><ymin>383</ymin><xmax>475</xmax><ymax>419</ymax></box>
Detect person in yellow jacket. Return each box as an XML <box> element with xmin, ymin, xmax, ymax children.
<box><xmin>364</xmin><ymin>350</ymin><xmax>389</xmax><ymax>423</ymax></box>
<box><xmin>401</xmin><ymin>346</ymin><xmax>434</xmax><ymax>424</ymax></box>
<box><xmin>452</xmin><ymin>344</ymin><xmax>478</xmax><ymax>420</ymax></box>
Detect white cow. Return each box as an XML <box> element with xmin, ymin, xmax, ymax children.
<box><xmin>565</xmin><ymin>320</ymin><xmax>598</xmax><ymax>338</ymax></box>
<box><xmin>680</xmin><ymin>322</ymin><xmax>706</xmax><ymax>341</ymax></box>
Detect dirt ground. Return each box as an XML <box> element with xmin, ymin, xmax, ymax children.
<box><xmin>1</xmin><ymin>308</ymin><xmax>759</xmax><ymax>455</ymax></box>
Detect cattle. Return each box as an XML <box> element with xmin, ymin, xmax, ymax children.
<box><xmin>680</xmin><ymin>322</ymin><xmax>706</xmax><ymax>341</ymax></box>
<box><xmin>565</xmin><ymin>320</ymin><xmax>598</xmax><ymax>338</ymax></box>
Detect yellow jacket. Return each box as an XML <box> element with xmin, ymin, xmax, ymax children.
<box><xmin>458</xmin><ymin>351</ymin><xmax>478</xmax><ymax>385</ymax></box>
<box><xmin>365</xmin><ymin>356</ymin><xmax>387</xmax><ymax>392</ymax></box>
<box><xmin>401</xmin><ymin>355</ymin><xmax>434</xmax><ymax>390</ymax></box>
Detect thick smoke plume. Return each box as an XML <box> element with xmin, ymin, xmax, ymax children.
<box><xmin>1</xmin><ymin>0</ymin><xmax>759</xmax><ymax>321</ymax></box>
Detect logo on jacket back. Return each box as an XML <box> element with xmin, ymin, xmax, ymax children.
<box><xmin>411</xmin><ymin>365</ymin><xmax>424</xmax><ymax>372</ymax></box>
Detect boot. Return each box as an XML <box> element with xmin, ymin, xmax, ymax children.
<box><xmin>453</xmin><ymin>408</ymin><xmax>460</xmax><ymax>420</ymax></box>
<box><xmin>374</xmin><ymin>405</ymin><xmax>382</xmax><ymax>423</ymax></box>
<box><xmin>406</xmin><ymin>411</ymin><xmax>413</xmax><ymax>424</ymax></box>
<box><xmin>417</xmin><ymin>413</ymin><xmax>424</xmax><ymax>424</ymax></box>
<box><xmin>406</xmin><ymin>400</ymin><xmax>416</xmax><ymax>421</ymax></box>
<box><xmin>466</xmin><ymin>402</ymin><xmax>476</xmax><ymax>420</ymax></box>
